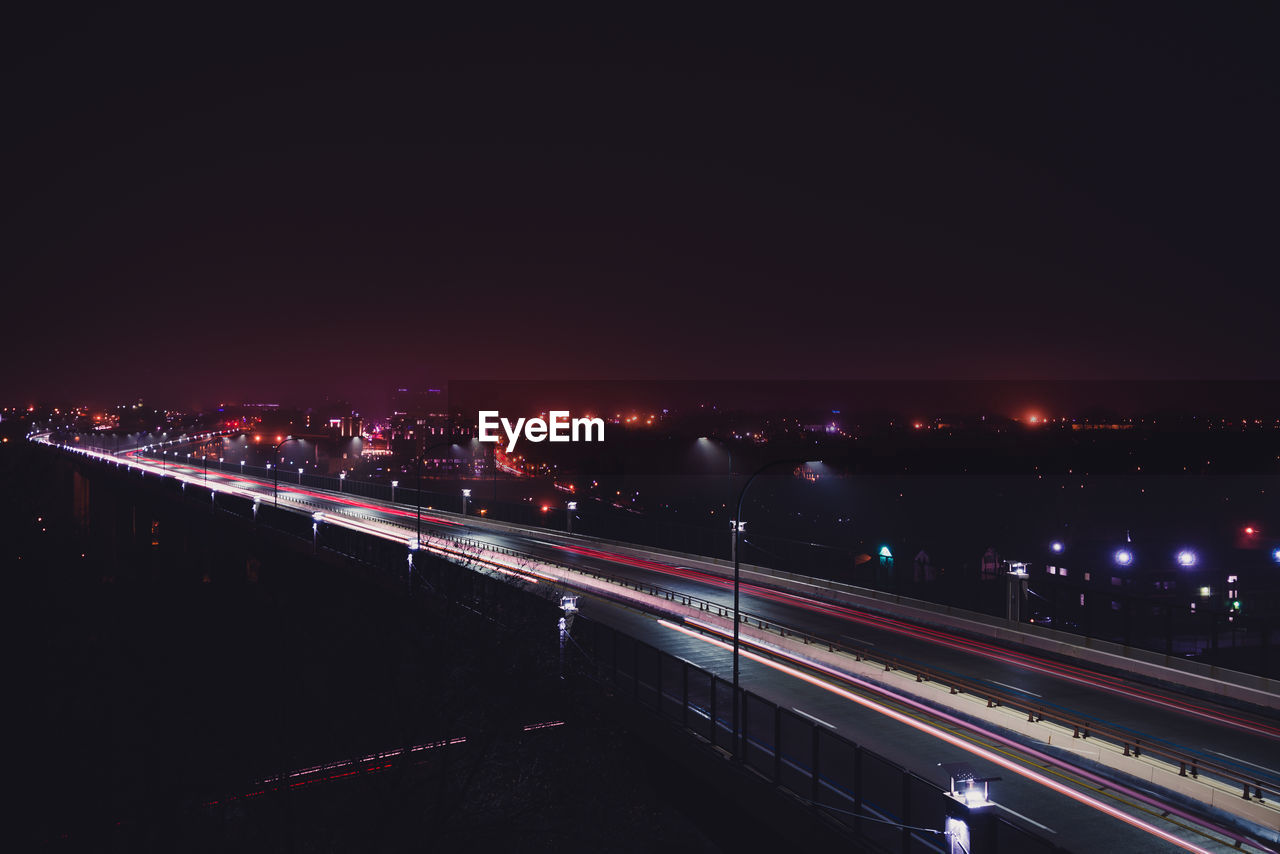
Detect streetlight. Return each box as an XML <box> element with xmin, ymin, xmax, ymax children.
<box><xmin>270</xmin><ymin>437</ymin><xmax>305</xmax><ymax>508</ymax></box>
<box><xmin>698</xmin><ymin>436</ymin><xmax>735</xmax><ymax>560</ymax></box>
<box><xmin>731</xmin><ymin>458</ymin><xmax>821</xmax><ymax>761</ymax></box>
<box><xmin>462</xmin><ymin>488</ymin><xmax>471</xmax><ymax>515</ymax></box>
<box><xmin>566</xmin><ymin>500</ymin><xmax>577</xmax><ymax>534</ymax></box>
<box><xmin>312</xmin><ymin>511</ymin><xmax>324</xmax><ymax>553</ymax></box>
<box><xmin>415</xmin><ymin>442</ymin><xmax>459</xmax><ymax>548</ymax></box>
<box><xmin>339</xmin><ymin>471</ymin><xmax>346</xmax><ymax>492</ymax></box>
<box><xmin>391</xmin><ymin>480</ymin><xmax>399</xmax><ymax>503</ymax></box>
<box><xmin>298</xmin><ymin>467</ymin><xmax>304</xmax><ymax>484</ymax></box>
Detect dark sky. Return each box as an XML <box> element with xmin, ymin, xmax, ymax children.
<box><xmin>3</xmin><ymin>4</ymin><xmax>1277</xmax><ymax>414</ymax></box>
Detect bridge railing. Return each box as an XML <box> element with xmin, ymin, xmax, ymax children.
<box><xmin>569</xmin><ymin>615</ymin><xmax>1064</xmax><ymax>854</ymax></box>
<box><xmin>141</xmin><ymin>454</ymin><xmax>1275</xmax><ymax>808</ymax></box>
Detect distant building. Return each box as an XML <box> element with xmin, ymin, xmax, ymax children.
<box><xmin>389</xmin><ymin>387</ymin><xmax>453</xmax><ymax>440</ymax></box>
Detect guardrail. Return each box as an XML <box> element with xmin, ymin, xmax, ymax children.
<box><xmin>303</xmin><ymin>491</ymin><xmax>1277</xmax><ymax>809</ymax></box>
<box><xmin>69</xmin><ymin>441</ymin><xmax>1280</xmax><ymax>814</ymax></box>
<box><xmin>570</xmin><ymin>616</ymin><xmax>1064</xmax><ymax>854</ymax></box>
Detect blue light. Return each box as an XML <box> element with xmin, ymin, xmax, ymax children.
<box><xmin>1273</xmin><ymin>548</ymin><xmax>1280</xmax><ymax>565</ymax></box>
<box><xmin>1175</xmin><ymin>549</ymin><xmax>1197</xmax><ymax>568</ymax></box>
<box><xmin>1114</xmin><ymin>548</ymin><xmax>1134</xmax><ymax>567</ymax></box>
<box><xmin>1050</xmin><ymin>540</ymin><xmax>1064</xmax><ymax>554</ymax></box>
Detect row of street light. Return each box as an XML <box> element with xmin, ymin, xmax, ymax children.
<box><xmin>124</xmin><ymin>429</ymin><xmax>826</xmax><ymax>763</ymax></box>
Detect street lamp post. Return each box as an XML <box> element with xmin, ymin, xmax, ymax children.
<box><xmin>270</xmin><ymin>436</ymin><xmax>305</xmax><ymax>509</ymax></box>
<box><xmin>462</xmin><ymin>488</ymin><xmax>471</xmax><ymax>516</ymax></box>
<box><xmin>339</xmin><ymin>471</ymin><xmax>346</xmax><ymax>492</ymax></box>
<box><xmin>416</xmin><ymin>442</ymin><xmax>458</xmax><ymax>548</ymax></box>
<box><xmin>391</xmin><ymin>480</ymin><xmax>398</xmax><ymax>503</ymax></box>
<box><xmin>699</xmin><ymin>436</ymin><xmax>735</xmax><ymax>560</ymax></box>
<box><xmin>567</xmin><ymin>500</ymin><xmax>577</xmax><ymax>534</ymax></box>
<box><xmin>298</xmin><ymin>467</ymin><xmax>304</xmax><ymax>484</ymax></box>
<box><xmin>731</xmin><ymin>458</ymin><xmax>819</xmax><ymax>761</ymax></box>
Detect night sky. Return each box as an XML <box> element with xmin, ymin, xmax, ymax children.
<box><xmin>3</xmin><ymin>5</ymin><xmax>1277</xmax><ymax>413</ymax></box>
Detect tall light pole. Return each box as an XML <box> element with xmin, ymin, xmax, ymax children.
<box><xmin>566</xmin><ymin>500</ymin><xmax>577</xmax><ymax>534</ymax></box>
<box><xmin>416</xmin><ymin>441</ymin><xmax>458</xmax><ymax>548</ymax></box>
<box><xmin>338</xmin><ymin>471</ymin><xmax>346</xmax><ymax>492</ymax></box>
<box><xmin>391</xmin><ymin>480</ymin><xmax>398</xmax><ymax>503</ymax></box>
<box><xmin>298</xmin><ymin>467</ymin><xmax>304</xmax><ymax>484</ymax></box>
<box><xmin>271</xmin><ymin>436</ymin><xmax>305</xmax><ymax>509</ymax></box>
<box><xmin>698</xmin><ymin>436</ymin><xmax>735</xmax><ymax>560</ymax></box>
<box><xmin>462</xmin><ymin>488</ymin><xmax>471</xmax><ymax>515</ymax></box>
<box><xmin>731</xmin><ymin>458</ymin><xmax>820</xmax><ymax>761</ymax></box>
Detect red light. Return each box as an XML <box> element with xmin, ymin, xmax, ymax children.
<box><xmin>541</xmin><ymin>505</ymin><xmax>549</xmax><ymax>512</ymax></box>
<box><xmin>1245</xmin><ymin>527</ymin><xmax>1256</xmax><ymax>535</ymax></box>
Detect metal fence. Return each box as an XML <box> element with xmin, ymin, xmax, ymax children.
<box><xmin>569</xmin><ymin>617</ymin><xmax>1065</xmax><ymax>854</ymax></box>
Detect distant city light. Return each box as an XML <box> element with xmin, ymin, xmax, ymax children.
<box><xmin>1175</xmin><ymin>549</ymin><xmax>1197</xmax><ymax>568</ymax></box>
<box><xmin>1113</xmin><ymin>548</ymin><xmax>1134</xmax><ymax>567</ymax></box>
<box><xmin>1273</xmin><ymin>548</ymin><xmax>1280</xmax><ymax>565</ymax></box>
<box><xmin>1050</xmin><ymin>540</ymin><xmax>1064</xmax><ymax>554</ymax></box>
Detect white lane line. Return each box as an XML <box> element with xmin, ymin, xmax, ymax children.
<box><xmin>792</xmin><ymin>707</ymin><xmax>837</xmax><ymax>730</ymax></box>
<box><xmin>1208</xmin><ymin>751</ymin><xmax>1280</xmax><ymax>778</ymax></box>
<box><xmin>997</xmin><ymin>803</ymin><xmax>1057</xmax><ymax>834</ymax></box>
<box><xmin>989</xmin><ymin>680</ymin><xmax>1042</xmax><ymax>698</ymax></box>
<box><xmin>841</xmin><ymin>634</ymin><xmax>877</xmax><ymax>647</ymax></box>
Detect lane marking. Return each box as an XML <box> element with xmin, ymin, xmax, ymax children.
<box><xmin>1208</xmin><ymin>751</ymin><xmax>1280</xmax><ymax>778</ymax></box>
<box><xmin>989</xmin><ymin>680</ymin><xmax>1042</xmax><ymax>698</ymax></box>
<box><xmin>659</xmin><ymin>619</ymin><xmax>1221</xmax><ymax>854</ymax></box>
<box><xmin>841</xmin><ymin>634</ymin><xmax>877</xmax><ymax>647</ymax></box>
<box><xmin>792</xmin><ymin>707</ymin><xmax>837</xmax><ymax>730</ymax></box>
<box><xmin>997</xmin><ymin>803</ymin><xmax>1057</xmax><ymax>834</ymax></box>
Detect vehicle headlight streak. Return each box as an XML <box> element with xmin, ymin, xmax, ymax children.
<box><xmin>657</xmin><ymin>618</ymin><xmax>1231</xmax><ymax>854</ymax></box>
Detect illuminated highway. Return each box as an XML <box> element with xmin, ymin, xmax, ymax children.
<box><xmin>47</xmin><ymin>435</ymin><xmax>1280</xmax><ymax>852</ymax></box>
